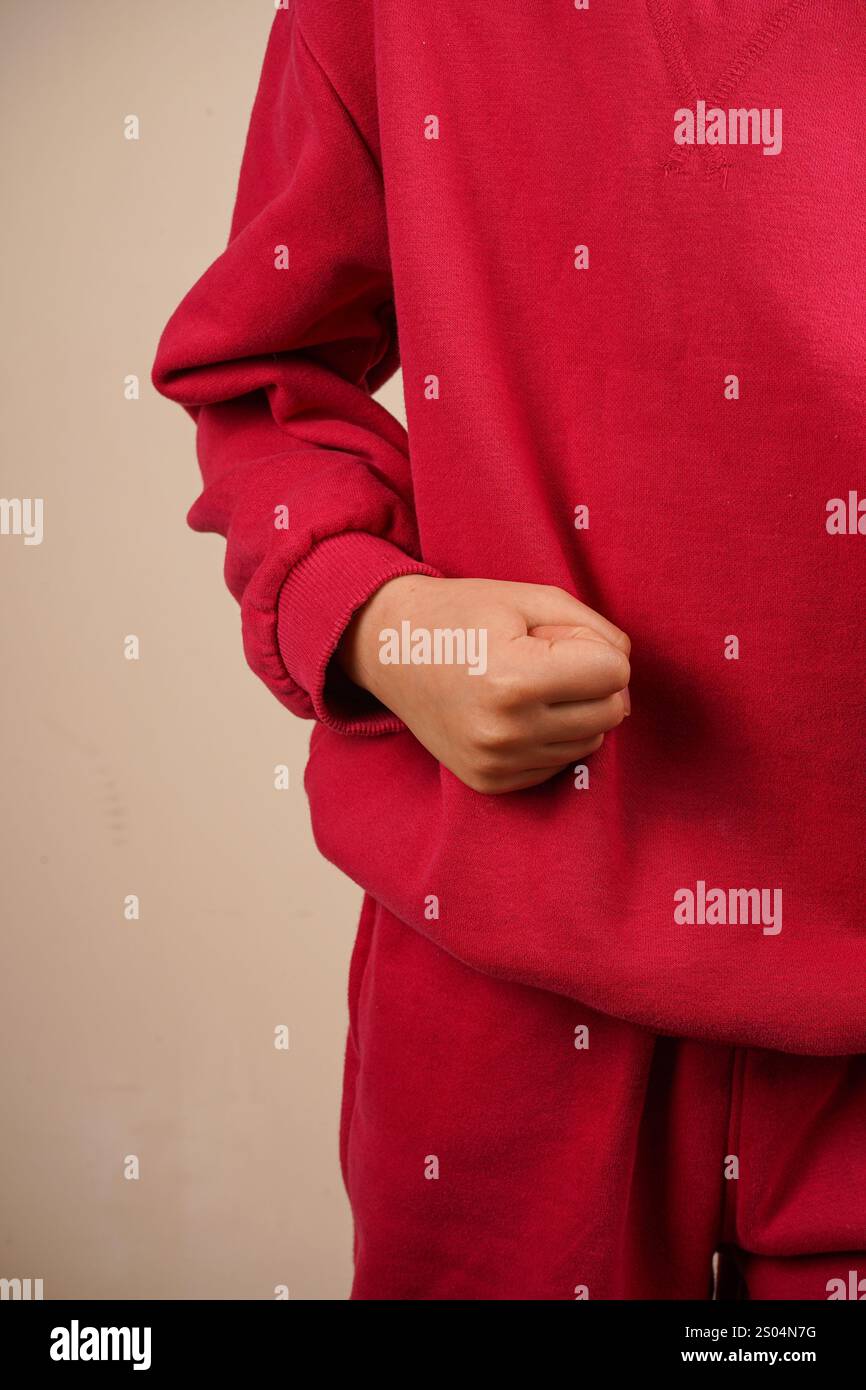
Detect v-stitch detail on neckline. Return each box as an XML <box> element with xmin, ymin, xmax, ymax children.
<box><xmin>644</xmin><ymin>0</ymin><xmax>807</xmax><ymax>184</ymax></box>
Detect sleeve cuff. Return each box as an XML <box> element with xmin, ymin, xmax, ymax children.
<box><xmin>276</xmin><ymin>531</ymin><xmax>442</xmax><ymax>734</ymax></box>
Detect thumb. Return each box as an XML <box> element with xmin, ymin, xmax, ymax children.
<box><xmin>528</xmin><ymin>623</ymin><xmax>611</xmax><ymax>644</ymax></box>
<box><xmin>516</xmin><ymin>585</ymin><xmax>631</xmax><ymax>654</ymax></box>
<box><xmin>528</xmin><ymin>625</ymin><xmax>632</xmax><ymax>712</ymax></box>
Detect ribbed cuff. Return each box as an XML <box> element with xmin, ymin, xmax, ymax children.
<box><xmin>276</xmin><ymin>531</ymin><xmax>442</xmax><ymax>734</ymax></box>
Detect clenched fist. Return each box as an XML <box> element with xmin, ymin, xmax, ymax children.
<box><xmin>337</xmin><ymin>574</ymin><xmax>631</xmax><ymax>794</ymax></box>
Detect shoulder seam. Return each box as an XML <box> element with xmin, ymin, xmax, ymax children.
<box><xmin>292</xmin><ymin>7</ymin><xmax>383</xmax><ymax>179</ymax></box>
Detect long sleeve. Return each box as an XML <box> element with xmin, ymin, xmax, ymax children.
<box><xmin>152</xmin><ymin>5</ymin><xmax>439</xmax><ymax>732</ymax></box>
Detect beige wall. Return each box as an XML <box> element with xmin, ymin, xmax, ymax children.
<box><xmin>0</xmin><ymin>0</ymin><xmax>386</xmax><ymax>1299</ymax></box>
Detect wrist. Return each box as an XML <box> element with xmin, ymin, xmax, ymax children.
<box><xmin>337</xmin><ymin>573</ymin><xmax>440</xmax><ymax>695</ymax></box>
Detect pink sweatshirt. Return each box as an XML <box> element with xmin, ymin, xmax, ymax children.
<box><xmin>154</xmin><ymin>0</ymin><xmax>866</xmax><ymax>1055</ymax></box>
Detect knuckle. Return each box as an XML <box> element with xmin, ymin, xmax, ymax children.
<box><xmin>604</xmin><ymin>695</ymin><xmax>628</xmax><ymax>729</ymax></box>
<box><xmin>464</xmin><ymin>768</ymin><xmax>500</xmax><ymax>794</ymax></box>
<box><xmin>487</xmin><ymin>669</ymin><xmax>526</xmax><ymax>709</ymax></box>
<box><xmin>472</xmin><ymin>719</ymin><xmax>513</xmax><ymax>753</ymax></box>
<box><xmin>549</xmin><ymin>585</ymin><xmax>576</xmax><ymax>609</ymax></box>
<box><xmin>583</xmin><ymin>697</ymin><xmax>624</xmax><ymax>737</ymax></box>
<box><xmin>467</xmin><ymin>748</ymin><xmax>502</xmax><ymax>778</ymax></box>
<box><xmin>602</xmin><ymin>651</ymin><xmax>630</xmax><ymax>691</ymax></box>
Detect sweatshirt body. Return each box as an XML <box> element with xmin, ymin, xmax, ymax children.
<box><xmin>310</xmin><ymin>0</ymin><xmax>866</xmax><ymax>1053</ymax></box>
<box><xmin>154</xmin><ymin>1</ymin><xmax>866</xmax><ymax>1054</ymax></box>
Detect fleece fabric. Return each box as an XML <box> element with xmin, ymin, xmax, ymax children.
<box><xmin>154</xmin><ymin>0</ymin><xmax>865</xmax><ymax>1054</ymax></box>
<box><xmin>341</xmin><ymin>894</ymin><xmax>866</xmax><ymax>1300</ymax></box>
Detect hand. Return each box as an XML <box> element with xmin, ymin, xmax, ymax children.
<box><xmin>337</xmin><ymin>575</ymin><xmax>631</xmax><ymax>794</ymax></box>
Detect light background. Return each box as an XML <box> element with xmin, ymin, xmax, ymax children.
<box><xmin>0</xmin><ymin>0</ymin><xmax>384</xmax><ymax>1299</ymax></box>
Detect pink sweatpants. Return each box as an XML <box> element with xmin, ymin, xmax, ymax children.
<box><xmin>341</xmin><ymin>896</ymin><xmax>866</xmax><ymax>1300</ymax></box>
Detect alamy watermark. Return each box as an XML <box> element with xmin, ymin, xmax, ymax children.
<box><xmin>0</xmin><ymin>497</ymin><xmax>43</xmax><ymax>545</ymax></box>
<box><xmin>674</xmin><ymin>101</ymin><xmax>782</xmax><ymax>156</ymax></box>
<box><xmin>379</xmin><ymin>622</ymin><xmax>488</xmax><ymax>675</ymax></box>
<box><xmin>0</xmin><ymin>1276</ymin><xmax>44</xmax><ymax>1299</ymax></box>
<box><xmin>674</xmin><ymin>880</ymin><xmax>782</xmax><ymax>935</ymax></box>
<box><xmin>50</xmin><ymin>1320</ymin><xmax>151</xmax><ymax>1371</ymax></box>
<box><xmin>827</xmin><ymin>1270</ymin><xmax>866</xmax><ymax>1300</ymax></box>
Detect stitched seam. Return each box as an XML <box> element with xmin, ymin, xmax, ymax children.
<box><xmin>712</xmin><ymin>0</ymin><xmax>807</xmax><ymax>102</ymax></box>
<box><xmin>292</xmin><ymin>7</ymin><xmax>384</xmax><ymax>181</ymax></box>
<box><xmin>291</xmin><ymin>11</ymin><xmax>398</xmax><ymax>390</ymax></box>
<box><xmin>722</xmin><ymin>1048</ymin><xmax>747</xmax><ymax>1248</ymax></box>
<box><xmin>646</xmin><ymin>0</ymin><xmax>699</xmax><ymax>105</ymax></box>
<box><xmin>733</xmin><ymin>1049</ymin><xmax>753</xmax><ymax>1246</ymax></box>
<box><xmin>647</xmin><ymin>0</ymin><xmax>806</xmax><ymax>183</ymax></box>
<box><xmin>646</xmin><ymin>0</ymin><xmax>725</xmax><ymax>178</ymax></box>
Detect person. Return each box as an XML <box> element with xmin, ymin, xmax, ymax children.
<box><xmin>153</xmin><ymin>0</ymin><xmax>866</xmax><ymax>1300</ymax></box>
